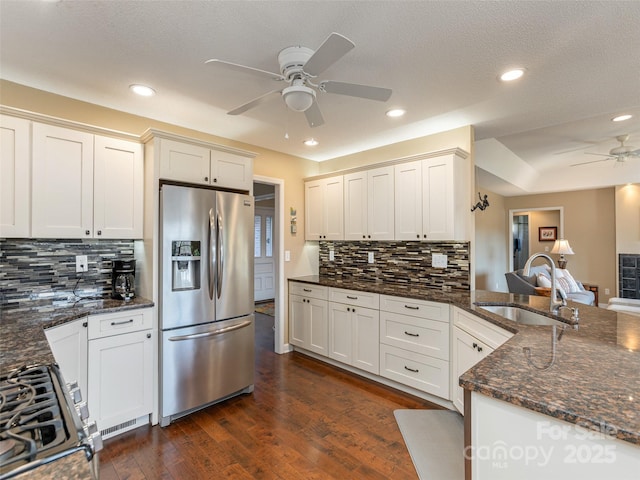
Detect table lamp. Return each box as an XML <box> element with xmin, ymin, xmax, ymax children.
<box><xmin>551</xmin><ymin>239</ymin><xmax>574</xmax><ymax>269</ymax></box>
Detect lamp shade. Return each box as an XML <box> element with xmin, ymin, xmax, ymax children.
<box><xmin>282</xmin><ymin>85</ymin><xmax>315</xmax><ymax>112</ymax></box>
<box><xmin>550</xmin><ymin>239</ymin><xmax>574</xmax><ymax>255</ymax></box>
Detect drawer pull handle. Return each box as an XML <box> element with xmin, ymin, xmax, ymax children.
<box><xmin>404</xmin><ymin>366</ymin><xmax>419</xmax><ymax>373</ymax></box>
<box><xmin>346</xmin><ymin>295</ymin><xmax>358</xmax><ymax>300</ymax></box>
<box><xmin>477</xmin><ymin>346</ymin><xmax>483</xmax><ymax>352</ymax></box>
<box><xmin>111</xmin><ymin>319</ymin><xmax>134</xmax><ymax>326</ymax></box>
<box><xmin>303</xmin><ymin>288</ymin><xmax>312</xmax><ymax>292</ymax></box>
<box><xmin>404</xmin><ymin>331</ymin><xmax>419</xmax><ymax>337</ymax></box>
<box><xmin>404</xmin><ymin>305</ymin><xmax>419</xmax><ymax>310</ymax></box>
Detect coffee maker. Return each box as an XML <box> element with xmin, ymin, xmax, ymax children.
<box><xmin>111</xmin><ymin>259</ymin><xmax>135</xmax><ymax>300</ymax></box>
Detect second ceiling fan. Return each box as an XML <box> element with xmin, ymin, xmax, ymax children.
<box><xmin>206</xmin><ymin>32</ymin><xmax>392</xmax><ymax>128</ymax></box>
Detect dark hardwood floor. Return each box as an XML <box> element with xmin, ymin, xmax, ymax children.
<box><xmin>99</xmin><ymin>312</ymin><xmax>441</xmax><ymax>479</ymax></box>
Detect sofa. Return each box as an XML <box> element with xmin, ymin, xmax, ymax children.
<box><xmin>505</xmin><ymin>265</ymin><xmax>596</xmax><ymax>306</ymax></box>
<box><xmin>606</xmin><ymin>297</ymin><xmax>640</xmax><ymax>317</ymax></box>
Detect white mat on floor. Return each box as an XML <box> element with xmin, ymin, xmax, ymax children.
<box><xmin>394</xmin><ymin>409</ymin><xmax>464</xmax><ymax>480</ymax></box>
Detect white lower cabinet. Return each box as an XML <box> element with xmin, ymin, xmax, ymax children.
<box><xmin>379</xmin><ymin>295</ymin><xmax>450</xmax><ymax>398</ymax></box>
<box><xmin>451</xmin><ymin>307</ymin><xmax>512</xmax><ymax>414</ymax></box>
<box><xmin>45</xmin><ymin>317</ymin><xmax>89</xmax><ymax>397</ymax></box>
<box><xmin>288</xmin><ymin>283</ymin><xmax>329</xmax><ymax>355</ymax></box>
<box><xmin>87</xmin><ymin>308</ymin><xmax>154</xmax><ymax>437</ymax></box>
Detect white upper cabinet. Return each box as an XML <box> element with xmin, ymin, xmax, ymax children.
<box><xmin>94</xmin><ymin>136</ymin><xmax>144</xmax><ymax>239</ymax></box>
<box><xmin>32</xmin><ymin>123</ymin><xmax>94</xmax><ymax>238</ymax></box>
<box><xmin>395</xmin><ymin>153</ymin><xmax>470</xmax><ymax>241</ymax></box>
<box><xmin>343</xmin><ymin>166</ymin><xmax>394</xmax><ymax>241</ymax></box>
<box><xmin>159</xmin><ymin>138</ymin><xmax>253</xmax><ymax>192</ymax></box>
<box><xmin>31</xmin><ymin>122</ymin><xmax>143</xmax><ymax>239</ymax></box>
<box><xmin>304</xmin><ymin>176</ymin><xmax>344</xmax><ymax>241</ymax></box>
<box><xmin>0</xmin><ymin>115</ymin><xmax>31</xmax><ymax>237</ymax></box>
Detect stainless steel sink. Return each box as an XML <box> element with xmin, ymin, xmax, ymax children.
<box><xmin>476</xmin><ymin>305</ymin><xmax>568</xmax><ymax>327</ymax></box>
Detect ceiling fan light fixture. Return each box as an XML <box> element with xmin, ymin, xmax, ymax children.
<box><xmin>612</xmin><ymin>114</ymin><xmax>633</xmax><ymax>122</ymax></box>
<box><xmin>499</xmin><ymin>68</ymin><xmax>525</xmax><ymax>82</ymax></box>
<box><xmin>282</xmin><ymin>85</ymin><xmax>315</xmax><ymax>112</ymax></box>
<box><xmin>386</xmin><ymin>108</ymin><xmax>406</xmax><ymax>118</ymax></box>
<box><xmin>303</xmin><ymin>138</ymin><xmax>318</xmax><ymax>146</ymax></box>
<box><xmin>129</xmin><ymin>84</ymin><xmax>156</xmax><ymax>97</ymax></box>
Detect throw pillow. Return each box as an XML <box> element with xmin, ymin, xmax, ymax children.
<box><xmin>543</xmin><ymin>265</ymin><xmax>581</xmax><ymax>293</ymax></box>
<box><xmin>536</xmin><ymin>273</ymin><xmax>553</xmax><ymax>289</ymax></box>
<box><xmin>559</xmin><ymin>269</ymin><xmax>581</xmax><ymax>292</ymax></box>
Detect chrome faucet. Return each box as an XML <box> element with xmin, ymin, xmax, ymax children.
<box><xmin>522</xmin><ymin>253</ymin><xmax>566</xmax><ymax>313</ymax></box>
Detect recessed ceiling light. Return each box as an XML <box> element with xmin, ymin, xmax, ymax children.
<box><xmin>130</xmin><ymin>84</ymin><xmax>156</xmax><ymax>97</ymax></box>
<box><xmin>612</xmin><ymin>114</ymin><xmax>633</xmax><ymax>122</ymax></box>
<box><xmin>386</xmin><ymin>109</ymin><xmax>406</xmax><ymax>118</ymax></box>
<box><xmin>303</xmin><ymin>139</ymin><xmax>318</xmax><ymax>146</ymax></box>
<box><xmin>499</xmin><ymin>68</ymin><xmax>525</xmax><ymax>82</ymax></box>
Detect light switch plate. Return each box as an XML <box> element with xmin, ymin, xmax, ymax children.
<box><xmin>368</xmin><ymin>252</ymin><xmax>375</xmax><ymax>263</ymax></box>
<box><xmin>285</xmin><ymin>250</ymin><xmax>291</xmax><ymax>262</ymax></box>
<box><xmin>75</xmin><ymin>255</ymin><xmax>88</xmax><ymax>273</ymax></box>
<box><xmin>329</xmin><ymin>249</ymin><xmax>335</xmax><ymax>261</ymax></box>
<box><xmin>432</xmin><ymin>253</ymin><xmax>447</xmax><ymax>268</ymax></box>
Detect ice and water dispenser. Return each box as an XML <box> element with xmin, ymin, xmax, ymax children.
<box><xmin>171</xmin><ymin>241</ymin><xmax>201</xmax><ymax>291</ymax></box>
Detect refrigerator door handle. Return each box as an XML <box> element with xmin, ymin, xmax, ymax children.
<box><xmin>208</xmin><ymin>208</ymin><xmax>215</xmax><ymax>300</ymax></box>
<box><xmin>167</xmin><ymin>320</ymin><xmax>252</xmax><ymax>341</ymax></box>
<box><xmin>217</xmin><ymin>211</ymin><xmax>224</xmax><ymax>299</ymax></box>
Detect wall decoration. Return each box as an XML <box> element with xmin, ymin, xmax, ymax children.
<box><xmin>538</xmin><ymin>226</ymin><xmax>557</xmax><ymax>242</ymax></box>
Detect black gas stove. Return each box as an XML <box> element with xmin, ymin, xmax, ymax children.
<box><xmin>0</xmin><ymin>364</ymin><xmax>101</xmax><ymax>479</ymax></box>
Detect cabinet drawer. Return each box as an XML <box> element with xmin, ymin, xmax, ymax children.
<box><xmin>289</xmin><ymin>282</ymin><xmax>328</xmax><ymax>300</ymax></box>
<box><xmin>380</xmin><ymin>311</ymin><xmax>449</xmax><ymax>360</ymax></box>
<box><xmin>453</xmin><ymin>307</ymin><xmax>512</xmax><ymax>350</ymax></box>
<box><xmin>329</xmin><ymin>288</ymin><xmax>379</xmax><ymax>309</ymax></box>
<box><xmin>380</xmin><ymin>295</ymin><xmax>449</xmax><ymax>322</ymax></box>
<box><xmin>380</xmin><ymin>344</ymin><xmax>450</xmax><ymax>399</ymax></box>
<box><xmin>88</xmin><ymin>308</ymin><xmax>152</xmax><ymax>339</ymax></box>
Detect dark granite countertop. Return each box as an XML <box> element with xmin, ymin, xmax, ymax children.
<box><xmin>0</xmin><ymin>296</ymin><xmax>154</xmax><ymax>480</ymax></box>
<box><xmin>289</xmin><ymin>276</ymin><xmax>640</xmax><ymax>447</ymax></box>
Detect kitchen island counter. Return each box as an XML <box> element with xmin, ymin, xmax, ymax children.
<box><xmin>289</xmin><ymin>276</ymin><xmax>640</xmax><ymax>447</ymax></box>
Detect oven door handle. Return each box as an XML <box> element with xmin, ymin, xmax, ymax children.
<box><xmin>167</xmin><ymin>320</ymin><xmax>252</xmax><ymax>341</ymax></box>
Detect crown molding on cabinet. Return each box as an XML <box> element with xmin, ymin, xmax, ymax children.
<box><xmin>141</xmin><ymin>128</ymin><xmax>257</xmax><ymax>159</ymax></box>
<box><xmin>0</xmin><ymin>105</ymin><xmax>140</xmax><ymax>142</ymax></box>
<box><xmin>304</xmin><ymin>147</ymin><xmax>469</xmax><ymax>181</ymax></box>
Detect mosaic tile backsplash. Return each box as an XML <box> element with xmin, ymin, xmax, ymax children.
<box><xmin>318</xmin><ymin>240</ymin><xmax>470</xmax><ymax>290</ymax></box>
<box><xmin>0</xmin><ymin>239</ymin><xmax>135</xmax><ymax>309</ymax></box>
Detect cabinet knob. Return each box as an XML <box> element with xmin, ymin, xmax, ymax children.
<box><xmin>205</xmin><ymin>176</ymin><xmax>209</xmax><ymax>182</ymax></box>
<box><xmin>97</xmin><ymin>230</ymin><xmax>102</xmax><ymax>236</ymax></box>
<box><xmin>82</xmin><ymin>322</ymin><xmax>88</xmax><ymax>328</ymax></box>
<box><xmin>213</xmin><ymin>178</ymin><xmax>218</xmax><ymax>183</ymax></box>
<box><xmin>347</xmin><ymin>307</ymin><xmax>350</xmax><ymax>312</ymax></box>
<box><xmin>472</xmin><ymin>342</ymin><xmax>478</xmax><ymax>349</ymax></box>
<box><xmin>367</xmin><ymin>235</ymin><xmax>371</xmax><ymax>239</ymax></box>
<box><xmin>477</xmin><ymin>346</ymin><xmax>483</xmax><ymax>352</ymax></box>
<box><xmin>416</xmin><ymin>234</ymin><xmax>420</xmax><ymax>239</ymax></box>
<box><xmin>363</xmin><ymin>235</ymin><xmax>366</xmax><ymax>239</ymax></box>
<box><xmin>423</xmin><ymin>234</ymin><xmax>427</xmax><ymax>238</ymax></box>
<box><xmin>147</xmin><ymin>333</ymin><xmax>152</xmax><ymax>339</ymax></box>
<box><xmin>85</xmin><ymin>230</ymin><xmax>90</xmax><ymax>236</ymax></box>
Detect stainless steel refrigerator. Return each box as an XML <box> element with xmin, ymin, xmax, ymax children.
<box><xmin>159</xmin><ymin>184</ymin><xmax>254</xmax><ymax>427</ymax></box>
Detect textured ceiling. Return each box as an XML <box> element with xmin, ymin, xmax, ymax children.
<box><xmin>1</xmin><ymin>0</ymin><xmax>639</xmax><ymax>195</ymax></box>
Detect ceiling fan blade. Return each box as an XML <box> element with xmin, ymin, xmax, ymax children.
<box><xmin>570</xmin><ymin>158</ymin><xmax>613</xmax><ymax>167</ymax></box>
<box><xmin>320</xmin><ymin>80</ymin><xmax>392</xmax><ymax>102</ymax></box>
<box><xmin>205</xmin><ymin>59</ymin><xmax>284</xmax><ymax>81</ymax></box>
<box><xmin>584</xmin><ymin>152</ymin><xmax>613</xmax><ymax>157</ymax></box>
<box><xmin>303</xmin><ymin>33</ymin><xmax>355</xmax><ymax>77</ymax></box>
<box><xmin>304</xmin><ymin>101</ymin><xmax>325</xmax><ymax>128</ymax></box>
<box><xmin>228</xmin><ymin>90</ymin><xmax>282</xmax><ymax>115</ymax></box>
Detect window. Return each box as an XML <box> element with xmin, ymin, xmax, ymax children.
<box><xmin>254</xmin><ymin>215</ymin><xmax>261</xmax><ymax>257</ymax></box>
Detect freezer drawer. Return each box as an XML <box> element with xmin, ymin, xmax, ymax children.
<box><xmin>160</xmin><ymin>315</ymin><xmax>254</xmax><ymax>425</ymax></box>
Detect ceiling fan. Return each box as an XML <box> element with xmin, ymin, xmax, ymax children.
<box><xmin>571</xmin><ymin>134</ymin><xmax>640</xmax><ymax>167</ymax></box>
<box><xmin>205</xmin><ymin>32</ymin><xmax>392</xmax><ymax>128</ymax></box>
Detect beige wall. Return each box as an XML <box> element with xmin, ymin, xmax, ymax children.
<box><xmin>504</xmin><ymin>188</ymin><xmax>616</xmax><ymax>304</ymax></box>
<box><xmin>616</xmin><ymin>184</ymin><xmax>640</xmax><ymax>256</ymax></box>
<box><xmin>475</xmin><ymin>188</ymin><xmax>508</xmax><ymax>291</ymax></box>
<box><xmin>521</xmin><ymin>210</ymin><xmax>562</xmax><ymax>256</ymax></box>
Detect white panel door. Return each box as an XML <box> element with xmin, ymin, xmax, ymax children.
<box><xmin>352</xmin><ymin>306</ymin><xmax>380</xmax><ymax>374</ymax></box>
<box><xmin>304</xmin><ymin>179</ymin><xmax>324</xmax><ymax>240</ymax></box>
<box><xmin>254</xmin><ymin>207</ymin><xmax>275</xmax><ymax>302</ymax></box>
<box><xmin>323</xmin><ymin>176</ymin><xmax>344</xmax><ymax>240</ymax></box>
<box><xmin>367</xmin><ymin>166</ymin><xmax>394</xmax><ymax>240</ymax></box>
<box><xmin>211</xmin><ymin>150</ymin><xmax>253</xmax><ymax>191</ymax></box>
<box><xmin>451</xmin><ymin>325</ymin><xmax>490</xmax><ymax>413</ymax></box>
<box><xmin>94</xmin><ymin>136</ymin><xmax>143</xmax><ymax>239</ymax></box>
<box><xmin>45</xmin><ymin>318</ymin><xmax>89</xmax><ymax>398</ymax></box>
<box><xmin>394</xmin><ymin>160</ymin><xmax>423</xmax><ymax>240</ymax></box>
<box><xmin>289</xmin><ymin>295</ymin><xmax>306</xmax><ymax>347</ymax></box>
<box><xmin>328</xmin><ymin>302</ymin><xmax>352</xmax><ymax>364</ymax></box>
<box><xmin>0</xmin><ymin>115</ymin><xmax>30</xmax><ymax>237</ymax></box>
<box><xmin>159</xmin><ymin>138</ymin><xmax>210</xmax><ymax>185</ymax></box>
<box><xmin>343</xmin><ymin>171</ymin><xmax>368</xmax><ymax>240</ymax></box>
<box><xmin>308</xmin><ymin>298</ymin><xmax>328</xmax><ymax>356</ymax></box>
<box><xmin>422</xmin><ymin>157</ymin><xmax>452</xmax><ymax>240</ymax></box>
<box><xmin>32</xmin><ymin>123</ymin><xmax>94</xmax><ymax>238</ymax></box>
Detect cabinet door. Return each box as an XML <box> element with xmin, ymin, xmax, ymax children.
<box><xmin>159</xmin><ymin>138</ymin><xmax>210</xmax><ymax>185</ymax></box>
<box><xmin>394</xmin><ymin>160</ymin><xmax>422</xmax><ymax>240</ymax></box>
<box><xmin>45</xmin><ymin>318</ymin><xmax>89</xmax><ymax>398</ymax></box>
<box><xmin>352</xmin><ymin>306</ymin><xmax>379</xmax><ymax>374</ymax></box>
<box><xmin>88</xmin><ymin>329</ymin><xmax>153</xmax><ymax>431</ymax></box>
<box><xmin>0</xmin><ymin>115</ymin><xmax>31</xmax><ymax>238</ymax></box>
<box><xmin>451</xmin><ymin>326</ymin><xmax>491</xmax><ymax>414</ymax></box>
<box><xmin>289</xmin><ymin>295</ymin><xmax>306</xmax><ymax>347</ymax></box>
<box><xmin>308</xmin><ymin>297</ymin><xmax>328</xmax><ymax>356</ymax></box>
<box><xmin>328</xmin><ymin>302</ymin><xmax>352</xmax><ymax>364</ymax></box>
<box><xmin>323</xmin><ymin>176</ymin><xmax>344</xmax><ymax>240</ymax></box>
<box><xmin>94</xmin><ymin>136</ymin><xmax>143</xmax><ymax>239</ymax></box>
<box><xmin>367</xmin><ymin>166</ymin><xmax>394</xmax><ymax>240</ymax></box>
<box><xmin>32</xmin><ymin>123</ymin><xmax>94</xmax><ymax>238</ymax></box>
<box><xmin>304</xmin><ymin>180</ymin><xmax>324</xmax><ymax>240</ymax></box>
<box><xmin>343</xmin><ymin>171</ymin><xmax>368</xmax><ymax>240</ymax></box>
<box><xmin>422</xmin><ymin>157</ymin><xmax>452</xmax><ymax>240</ymax></box>
<box><xmin>211</xmin><ymin>150</ymin><xmax>253</xmax><ymax>191</ymax></box>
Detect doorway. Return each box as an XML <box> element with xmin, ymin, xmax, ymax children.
<box><xmin>508</xmin><ymin>207</ymin><xmax>564</xmax><ymax>271</ymax></box>
<box><xmin>512</xmin><ymin>214</ymin><xmax>529</xmax><ymax>270</ymax></box>
<box><xmin>253</xmin><ymin>177</ymin><xmax>286</xmax><ymax>354</ymax></box>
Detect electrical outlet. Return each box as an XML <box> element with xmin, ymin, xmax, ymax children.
<box><xmin>605</xmin><ymin>288</ymin><xmax>610</xmax><ymax>295</ymax></box>
<box><xmin>285</xmin><ymin>250</ymin><xmax>291</xmax><ymax>262</ymax></box>
<box><xmin>75</xmin><ymin>255</ymin><xmax>88</xmax><ymax>273</ymax></box>
<box><xmin>432</xmin><ymin>254</ymin><xmax>448</xmax><ymax>268</ymax></box>
<box><xmin>367</xmin><ymin>252</ymin><xmax>374</xmax><ymax>263</ymax></box>
<box><xmin>329</xmin><ymin>249</ymin><xmax>335</xmax><ymax>261</ymax></box>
